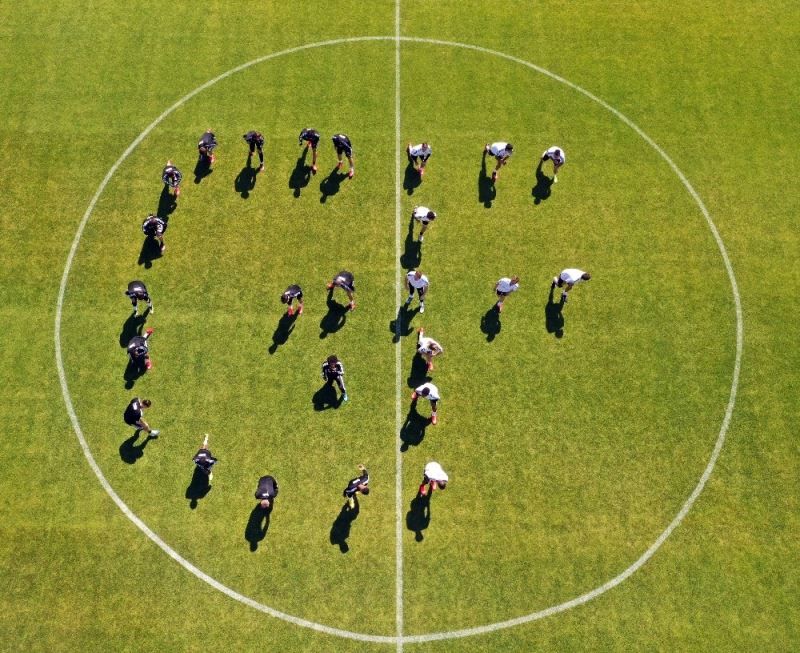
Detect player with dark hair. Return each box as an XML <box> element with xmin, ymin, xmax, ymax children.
<box><xmin>418</xmin><ymin>461</ymin><xmax>449</xmax><ymax>497</ymax></box>
<box><xmin>541</xmin><ymin>145</ymin><xmax>566</xmax><ymax>183</ymax></box>
<box><xmin>551</xmin><ymin>268</ymin><xmax>591</xmax><ymax>303</ymax></box>
<box><xmin>192</xmin><ymin>434</ymin><xmax>218</xmax><ymax>481</ymax></box>
<box><xmin>243</xmin><ymin>130</ymin><xmax>265</xmax><ymax>171</ymax></box>
<box><xmin>281</xmin><ymin>284</ymin><xmax>304</xmax><ymax>317</ymax></box>
<box><xmin>484</xmin><ymin>141</ymin><xmax>514</xmax><ymax>183</ymax></box>
<box><xmin>411</xmin><ymin>206</ymin><xmax>437</xmax><ymax>243</ymax></box>
<box><xmin>406</xmin><ymin>142</ymin><xmax>432</xmax><ymax>177</ymax></box>
<box><xmin>123</xmin><ymin>397</ymin><xmax>159</xmax><ymax>435</ymax></box>
<box><xmin>255</xmin><ymin>475</ymin><xmax>279</xmax><ymax>509</ymax></box>
<box><xmin>125</xmin><ymin>280</ymin><xmax>153</xmax><ymax>316</ymax></box>
<box><xmin>326</xmin><ymin>270</ymin><xmax>356</xmax><ymax>311</ymax></box>
<box><xmin>141</xmin><ymin>214</ymin><xmax>167</xmax><ymax>252</ymax></box>
<box><xmin>494</xmin><ymin>275</ymin><xmax>520</xmax><ymax>313</ymax></box>
<box><xmin>342</xmin><ymin>464</ymin><xmax>370</xmax><ymax>510</ymax></box>
<box><xmin>299</xmin><ymin>128</ymin><xmax>321</xmax><ymax>174</ymax></box>
<box><xmin>162</xmin><ymin>160</ymin><xmax>183</xmax><ymax>197</ymax></box>
<box><xmin>416</xmin><ymin>327</ymin><xmax>443</xmax><ymax>372</ymax></box>
<box><xmin>331</xmin><ymin>133</ymin><xmax>354</xmax><ymax>179</ymax></box>
<box><xmin>322</xmin><ymin>355</ymin><xmax>348</xmax><ymax>402</ymax></box>
<box><xmin>197</xmin><ymin>128</ymin><xmax>218</xmax><ymax>166</ymax></box>
<box><xmin>404</xmin><ymin>269</ymin><xmax>429</xmax><ymax>314</ymax></box>
<box><xmin>411</xmin><ymin>382</ymin><xmax>440</xmax><ymax>425</ymax></box>
<box><xmin>127</xmin><ymin>327</ymin><xmax>154</xmax><ymax>372</ymax></box>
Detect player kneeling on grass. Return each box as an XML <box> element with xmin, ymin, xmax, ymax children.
<box><xmin>484</xmin><ymin>141</ymin><xmax>513</xmax><ymax>182</ymax></box>
<box><xmin>494</xmin><ymin>275</ymin><xmax>520</xmax><ymax>312</ymax></box>
<box><xmin>123</xmin><ymin>397</ymin><xmax>159</xmax><ymax>436</ymax></box>
<box><xmin>419</xmin><ymin>461</ymin><xmax>448</xmax><ymax>497</ymax></box>
<box><xmin>322</xmin><ymin>355</ymin><xmax>348</xmax><ymax>402</ymax></box>
<box><xmin>343</xmin><ymin>464</ymin><xmax>370</xmax><ymax>510</ymax></box>
<box><xmin>332</xmin><ymin>133</ymin><xmax>355</xmax><ymax>179</ymax></box>
<box><xmin>127</xmin><ymin>327</ymin><xmax>154</xmax><ymax>372</ymax></box>
<box><xmin>125</xmin><ymin>280</ymin><xmax>153</xmax><ymax>316</ymax></box>
<box><xmin>326</xmin><ymin>270</ymin><xmax>356</xmax><ymax>311</ymax></box>
<box><xmin>411</xmin><ymin>382</ymin><xmax>440</xmax><ymax>425</ymax></box>
<box><xmin>255</xmin><ymin>475</ymin><xmax>278</xmax><ymax>509</ymax></box>
<box><xmin>417</xmin><ymin>327</ymin><xmax>443</xmax><ymax>372</ymax></box>
<box><xmin>162</xmin><ymin>160</ymin><xmax>183</xmax><ymax>197</ymax></box>
<box><xmin>552</xmin><ymin>268</ymin><xmax>591</xmax><ymax>303</ymax></box>
<box><xmin>243</xmin><ymin>130</ymin><xmax>265</xmax><ymax>172</ymax></box>
<box><xmin>192</xmin><ymin>434</ymin><xmax>218</xmax><ymax>481</ymax></box>
<box><xmin>141</xmin><ymin>214</ymin><xmax>167</xmax><ymax>253</ymax></box>
<box><xmin>405</xmin><ymin>269</ymin><xmax>429</xmax><ymax>314</ymax></box>
<box><xmin>406</xmin><ymin>142</ymin><xmax>432</xmax><ymax>177</ymax></box>
<box><xmin>197</xmin><ymin>128</ymin><xmax>218</xmax><ymax>166</ymax></box>
<box><xmin>541</xmin><ymin>145</ymin><xmax>566</xmax><ymax>183</ymax></box>
<box><xmin>299</xmin><ymin>128</ymin><xmax>321</xmax><ymax>174</ymax></box>
<box><xmin>411</xmin><ymin>206</ymin><xmax>436</xmax><ymax>242</ymax></box>
<box><xmin>281</xmin><ymin>284</ymin><xmax>304</xmax><ymax>316</ymax></box>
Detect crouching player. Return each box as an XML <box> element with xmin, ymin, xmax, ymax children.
<box><xmin>281</xmin><ymin>284</ymin><xmax>304</xmax><ymax>317</ymax></box>
<box><xmin>127</xmin><ymin>327</ymin><xmax>154</xmax><ymax>372</ymax></box>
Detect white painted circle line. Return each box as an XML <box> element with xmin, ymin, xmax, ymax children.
<box><xmin>54</xmin><ymin>36</ymin><xmax>743</xmax><ymax>645</ymax></box>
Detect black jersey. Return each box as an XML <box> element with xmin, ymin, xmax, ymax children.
<box><xmin>127</xmin><ymin>336</ymin><xmax>149</xmax><ymax>359</ymax></box>
<box><xmin>255</xmin><ymin>475</ymin><xmax>278</xmax><ymax>501</ymax></box>
<box><xmin>331</xmin><ymin>134</ymin><xmax>352</xmax><ymax>156</ymax></box>
<box><xmin>343</xmin><ymin>468</ymin><xmax>370</xmax><ymax>498</ymax></box>
<box><xmin>193</xmin><ymin>448</ymin><xmax>218</xmax><ymax>474</ymax></box>
<box><xmin>123</xmin><ymin>398</ymin><xmax>144</xmax><ymax>425</ymax></box>
<box><xmin>142</xmin><ymin>215</ymin><xmax>166</xmax><ymax>237</ymax></box>
<box><xmin>299</xmin><ymin>128</ymin><xmax>320</xmax><ymax>148</ymax></box>
<box><xmin>333</xmin><ymin>271</ymin><xmax>355</xmax><ymax>293</ymax></box>
<box><xmin>321</xmin><ymin>360</ymin><xmax>345</xmax><ymax>381</ymax></box>
<box><xmin>243</xmin><ymin>131</ymin><xmax>265</xmax><ymax>147</ymax></box>
<box><xmin>126</xmin><ymin>280</ymin><xmax>149</xmax><ymax>300</ymax></box>
<box><xmin>162</xmin><ymin>165</ymin><xmax>183</xmax><ymax>187</ymax></box>
<box><xmin>282</xmin><ymin>285</ymin><xmax>303</xmax><ymax>302</ymax></box>
<box><xmin>198</xmin><ymin>131</ymin><xmax>217</xmax><ymax>153</ymax></box>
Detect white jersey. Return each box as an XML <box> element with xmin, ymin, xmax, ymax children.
<box><xmin>424</xmin><ymin>461</ymin><xmax>449</xmax><ymax>483</ymax></box>
<box><xmin>496</xmin><ymin>277</ymin><xmax>520</xmax><ymax>294</ymax></box>
<box><xmin>417</xmin><ymin>336</ymin><xmax>443</xmax><ymax>356</ymax></box>
<box><xmin>543</xmin><ymin>146</ymin><xmax>566</xmax><ymax>165</ymax></box>
<box><xmin>412</xmin><ymin>206</ymin><xmax>435</xmax><ymax>224</ymax></box>
<box><xmin>415</xmin><ymin>382</ymin><xmax>440</xmax><ymax>402</ymax></box>
<box><xmin>560</xmin><ymin>268</ymin><xmax>587</xmax><ymax>284</ymax></box>
<box><xmin>408</xmin><ymin>143</ymin><xmax>432</xmax><ymax>158</ymax></box>
<box><xmin>407</xmin><ymin>271</ymin><xmax>430</xmax><ymax>290</ymax></box>
<box><xmin>489</xmin><ymin>142</ymin><xmax>512</xmax><ymax>158</ymax></box>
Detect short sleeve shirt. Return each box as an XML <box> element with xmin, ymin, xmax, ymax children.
<box><xmin>412</xmin><ymin>207</ymin><xmax>435</xmax><ymax>224</ymax></box>
<box><xmin>560</xmin><ymin>269</ymin><xmax>586</xmax><ymax>284</ymax></box>
<box><xmin>423</xmin><ymin>461</ymin><xmax>449</xmax><ymax>483</ymax></box>
<box><xmin>417</xmin><ymin>337</ymin><xmax>442</xmax><ymax>355</ymax></box>
<box><xmin>406</xmin><ymin>272</ymin><xmax>429</xmax><ymax>290</ymax></box>
<box><xmin>415</xmin><ymin>382</ymin><xmax>440</xmax><ymax>402</ymax></box>
<box><xmin>408</xmin><ymin>143</ymin><xmax>432</xmax><ymax>158</ymax></box>
<box><xmin>544</xmin><ymin>146</ymin><xmax>566</xmax><ymax>165</ymax></box>
<box><xmin>496</xmin><ymin>278</ymin><xmax>520</xmax><ymax>294</ymax></box>
<box><xmin>489</xmin><ymin>142</ymin><xmax>512</xmax><ymax>158</ymax></box>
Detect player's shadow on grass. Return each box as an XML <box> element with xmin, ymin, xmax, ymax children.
<box><xmin>185</xmin><ymin>467</ymin><xmax>212</xmax><ymax>509</ymax></box>
<box><xmin>289</xmin><ymin>148</ymin><xmax>311</xmax><ymax>198</ymax></box>
<box><xmin>403</xmin><ymin>161</ymin><xmax>422</xmax><ymax>196</ymax></box>
<box><xmin>319</xmin><ymin>289</ymin><xmax>348</xmax><ymax>338</ymax></box>
<box><xmin>157</xmin><ymin>186</ymin><xmax>177</xmax><ymax>217</ymax></box>
<box><xmin>268</xmin><ymin>311</ymin><xmax>298</xmax><ymax>354</ymax></box>
<box><xmin>390</xmin><ymin>304</ymin><xmax>417</xmax><ymax>344</ymax></box>
<box><xmin>532</xmin><ymin>160</ymin><xmax>553</xmax><ymax>205</ymax></box>
<box><xmin>545</xmin><ymin>286</ymin><xmax>566</xmax><ymax>338</ymax></box>
<box><xmin>406</xmin><ymin>351</ymin><xmax>432</xmax><ymax>389</ymax></box>
<box><xmin>235</xmin><ymin>164</ymin><xmax>257</xmax><ymax>198</ymax></box>
<box><xmin>400</xmin><ymin>403</ymin><xmax>430</xmax><ymax>451</ymax></box>
<box><xmin>406</xmin><ymin>493</ymin><xmax>430</xmax><ymax>542</ymax></box>
<box><xmin>244</xmin><ymin>504</ymin><xmax>272</xmax><ymax>552</ymax></box>
<box><xmin>478</xmin><ymin>151</ymin><xmax>496</xmax><ymax>208</ymax></box>
<box><xmin>480</xmin><ymin>305</ymin><xmax>502</xmax><ymax>342</ymax></box>
<box><xmin>137</xmin><ymin>234</ymin><xmax>165</xmax><ymax>269</ymax></box>
<box><xmin>193</xmin><ymin>158</ymin><xmax>213</xmax><ymax>184</ymax></box>
<box><xmin>400</xmin><ymin>215</ymin><xmax>422</xmax><ymax>269</ymax></box>
<box><xmin>330</xmin><ymin>502</ymin><xmax>359</xmax><ymax>553</ymax></box>
<box><xmin>312</xmin><ymin>382</ymin><xmax>343</xmax><ymax>411</ymax></box>
<box><xmin>123</xmin><ymin>360</ymin><xmax>147</xmax><ymax>389</ymax></box>
<box><xmin>119</xmin><ymin>311</ymin><xmax>148</xmax><ymax>348</ymax></box>
<box><xmin>320</xmin><ymin>167</ymin><xmax>346</xmax><ymax>203</ymax></box>
<box><xmin>119</xmin><ymin>430</ymin><xmax>157</xmax><ymax>464</ymax></box>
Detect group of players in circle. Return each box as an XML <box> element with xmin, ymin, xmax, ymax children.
<box><xmin>121</xmin><ymin>127</ymin><xmax>591</xmax><ymax>534</ymax></box>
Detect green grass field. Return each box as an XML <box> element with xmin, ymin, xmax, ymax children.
<box><xmin>1</xmin><ymin>2</ymin><xmax>798</xmax><ymax>651</ymax></box>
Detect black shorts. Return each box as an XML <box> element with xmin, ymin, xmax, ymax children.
<box><xmin>496</xmin><ymin>290</ymin><xmax>510</xmax><ymax>297</ymax></box>
<box><xmin>248</xmin><ymin>141</ymin><xmax>263</xmax><ymax>153</ymax></box>
<box><xmin>336</xmin><ymin>146</ymin><xmax>352</xmax><ymax>157</ymax></box>
<box><xmin>408</xmin><ymin>285</ymin><xmax>427</xmax><ymax>297</ymax></box>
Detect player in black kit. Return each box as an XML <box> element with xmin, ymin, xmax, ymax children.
<box><xmin>255</xmin><ymin>475</ymin><xmax>278</xmax><ymax>509</ymax></box>
<box><xmin>162</xmin><ymin>160</ymin><xmax>182</xmax><ymax>197</ymax></box>
<box><xmin>197</xmin><ymin>128</ymin><xmax>218</xmax><ymax>165</ymax></box>
<box><xmin>342</xmin><ymin>464</ymin><xmax>370</xmax><ymax>509</ymax></box>
<box><xmin>141</xmin><ymin>214</ymin><xmax>167</xmax><ymax>252</ymax></box>
<box><xmin>125</xmin><ymin>280</ymin><xmax>153</xmax><ymax>315</ymax></box>
<box><xmin>243</xmin><ymin>130</ymin><xmax>265</xmax><ymax>171</ymax></box>
<box><xmin>299</xmin><ymin>128</ymin><xmax>320</xmax><ymax>174</ymax></box>
<box><xmin>326</xmin><ymin>270</ymin><xmax>356</xmax><ymax>311</ymax></box>
<box><xmin>322</xmin><ymin>355</ymin><xmax>348</xmax><ymax>402</ymax></box>
<box><xmin>281</xmin><ymin>284</ymin><xmax>304</xmax><ymax>316</ymax></box>
<box><xmin>192</xmin><ymin>434</ymin><xmax>218</xmax><ymax>481</ymax></box>
<box><xmin>331</xmin><ymin>133</ymin><xmax>354</xmax><ymax>178</ymax></box>
<box><xmin>127</xmin><ymin>327</ymin><xmax>154</xmax><ymax>372</ymax></box>
<box><xmin>123</xmin><ymin>397</ymin><xmax>159</xmax><ymax>435</ymax></box>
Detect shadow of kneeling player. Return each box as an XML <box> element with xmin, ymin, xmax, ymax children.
<box><xmin>329</xmin><ymin>501</ymin><xmax>360</xmax><ymax>553</ymax></box>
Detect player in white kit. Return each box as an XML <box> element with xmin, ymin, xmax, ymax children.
<box><xmin>406</xmin><ymin>142</ymin><xmax>432</xmax><ymax>178</ymax></box>
<box><xmin>416</xmin><ymin>327</ymin><xmax>443</xmax><ymax>372</ymax></box>
<box><xmin>541</xmin><ymin>146</ymin><xmax>566</xmax><ymax>182</ymax></box>
<box><xmin>419</xmin><ymin>461</ymin><xmax>449</xmax><ymax>497</ymax></box>
<box><xmin>411</xmin><ymin>382</ymin><xmax>440</xmax><ymax>425</ymax></box>
<box><xmin>552</xmin><ymin>268</ymin><xmax>591</xmax><ymax>303</ymax></box>
<box><xmin>411</xmin><ymin>206</ymin><xmax>437</xmax><ymax>242</ymax></box>
<box><xmin>484</xmin><ymin>141</ymin><xmax>514</xmax><ymax>182</ymax></box>
<box><xmin>405</xmin><ymin>269</ymin><xmax>430</xmax><ymax>314</ymax></box>
<box><xmin>494</xmin><ymin>275</ymin><xmax>520</xmax><ymax>312</ymax></box>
